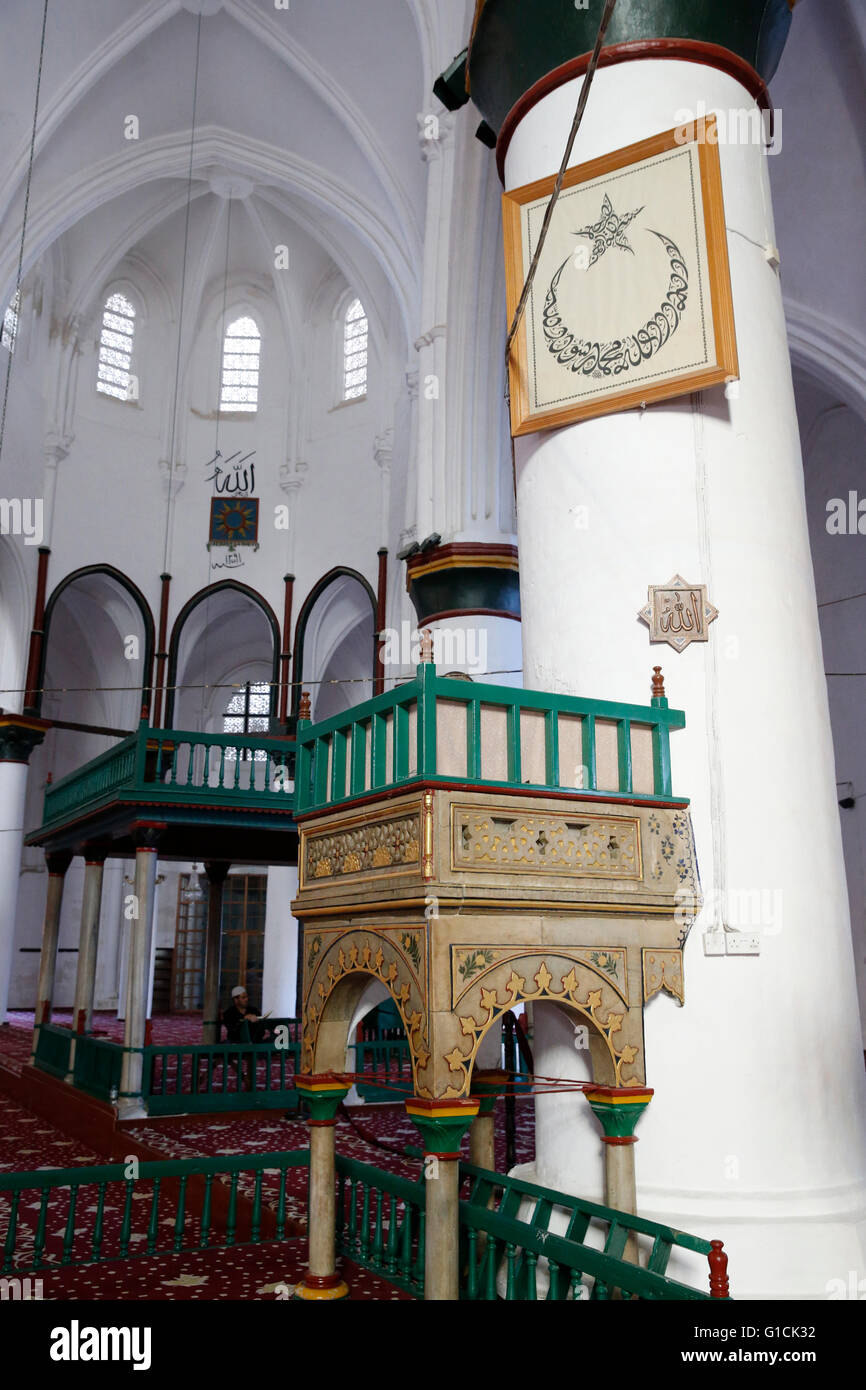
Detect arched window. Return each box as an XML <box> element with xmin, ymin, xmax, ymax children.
<box><xmin>1</xmin><ymin>289</ymin><xmax>20</xmax><ymax>353</ymax></box>
<box><xmin>97</xmin><ymin>291</ymin><xmax>137</xmax><ymax>400</ymax></box>
<box><xmin>220</xmin><ymin>315</ymin><xmax>261</xmax><ymax>412</ymax></box>
<box><xmin>223</xmin><ymin>680</ymin><xmax>270</xmax><ymax>760</ymax></box>
<box><xmin>343</xmin><ymin>297</ymin><xmax>368</xmax><ymax>400</ymax></box>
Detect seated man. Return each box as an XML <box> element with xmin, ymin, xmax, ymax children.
<box><xmin>222</xmin><ymin>985</ymin><xmax>270</xmax><ymax>1043</ymax></box>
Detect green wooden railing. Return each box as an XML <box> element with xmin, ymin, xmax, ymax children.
<box><xmin>33</xmin><ymin>1021</ymin><xmax>72</xmax><ymax>1079</ymax></box>
<box><xmin>295</xmin><ymin>661</ymin><xmax>686</xmax><ymax>816</ymax></box>
<box><xmin>73</xmin><ymin>1033</ymin><xmax>122</xmax><ymax>1101</ymax></box>
<box><xmin>143</xmin><ymin>1040</ymin><xmax>302</xmax><ymax>1115</ymax></box>
<box><xmin>335</xmin><ymin>1157</ymin><xmax>727</xmax><ymax>1301</ymax></box>
<box><xmin>0</xmin><ymin>1151</ymin><xmax>309</xmax><ymax>1275</ymax></box>
<box><xmin>40</xmin><ymin>720</ymin><xmax>296</xmax><ymax>832</ymax></box>
<box><xmin>335</xmin><ymin>1154</ymin><xmax>426</xmax><ymax>1298</ymax></box>
<box><xmin>459</xmin><ymin>1164</ymin><xmax>725</xmax><ymax>1301</ymax></box>
<box><xmin>350</xmin><ymin>1039</ymin><xmax>413</xmax><ymax>1102</ymax></box>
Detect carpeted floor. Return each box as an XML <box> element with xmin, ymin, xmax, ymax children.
<box><xmin>0</xmin><ymin>1084</ymin><xmax>535</xmax><ymax>1301</ymax></box>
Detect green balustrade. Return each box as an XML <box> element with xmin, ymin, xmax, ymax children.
<box><xmin>0</xmin><ymin>1151</ymin><xmax>310</xmax><ymax>1275</ymax></box>
<box><xmin>39</xmin><ymin>720</ymin><xmax>297</xmax><ymax>833</ymax></box>
<box><xmin>459</xmin><ymin>1163</ymin><xmax>727</xmax><ymax>1301</ymax></box>
<box><xmin>296</xmin><ymin>662</ymin><xmax>686</xmax><ymax>816</ymax></box>
<box><xmin>33</xmin><ymin>1021</ymin><xmax>72</xmax><ymax>1080</ymax></box>
<box><xmin>73</xmin><ymin>1033</ymin><xmax>123</xmax><ymax>1101</ymax></box>
<box><xmin>335</xmin><ymin>1154</ymin><xmax>426</xmax><ymax>1298</ymax></box>
<box><xmin>349</xmin><ymin>1039</ymin><xmax>413</xmax><ymax>1102</ymax></box>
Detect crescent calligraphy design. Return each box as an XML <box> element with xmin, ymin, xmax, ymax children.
<box><xmin>541</xmin><ymin>194</ymin><xmax>690</xmax><ymax>380</ymax></box>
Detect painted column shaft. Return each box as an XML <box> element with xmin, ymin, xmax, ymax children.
<box><xmin>120</xmin><ymin>847</ymin><xmax>157</xmax><ymax>1113</ymax></box>
<box><xmin>0</xmin><ymin>761</ymin><xmax>30</xmax><ymax>1025</ymax></box>
<box><xmin>307</xmin><ymin>1124</ymin><xmax>338</xmax><ymax>1281</ymax></box>
<box><xmin>468</xmin><ymin>1114</ymin><xmax>496</xmax><ymax>1172</ymax></box>
<box><xmin>71</xmin><ymin>859</ymin><xmax>105</xmax><ymax>1035</ymax></box>
<box><xmin>31</xmin><ymin>865</ymin><xmax>68</xmax><ymax>1059</ymax></box>
<box><xmin>423</xmin><ymin>1159</ymin><xmax>462</xmax><ymax>1301</ymax></box>
<box><xmin>202</xmin><ymin>864</ymin><xmax>228</xmax><ymax>1045</ymax></box>
<box><xmin>505</xmin><ymin>60</ymin><xmax>866</xmax><ymax>1295</ymax></box>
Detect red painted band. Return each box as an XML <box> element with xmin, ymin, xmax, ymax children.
<box><xmin>412</xmin><ymin>606</ymin><xmax>521</xmax><ymax>627</ymax></box>
<box><xmin>303</xmin><ymin>1273</ymin><xmax>342</xmax><ymax>1290</ymax></box>
<box><xmin>601</xmin><ymin>1135</ymin><xmax>638</xmax><ymax>1146</ymax></box>
<box><xmin>295</xmin><ymin>779</ymin><xmax>688</xmax><ymax>822</ymax></box>
<box><xmin>308</xmin><ymin>1118</ymin><xmax>338</xmax><ymax>1129</ymax></box>
<box><xmin>496</xmin><ymin>39</ymin><xmax>773</xmax><ymax>182</ymax></box>
<box><xmin>426</xmin><ymin>1151</ymin><xmax>461</xmax><ymax>1162</ymax></box>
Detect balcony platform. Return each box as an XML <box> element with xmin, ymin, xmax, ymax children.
<box><xmin>25</xmin><ymin>722</ymin><xmax>298</xmax><ymax>861</ymax></box>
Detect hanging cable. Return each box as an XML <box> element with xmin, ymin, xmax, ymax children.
<box><xmin>503</xmin><ymin>0</ymin><xmax>616</xmax><ymax>498</ymax></box>
<box><xmin>503</xmin><ymin>0</ymin><xmax>616</xmax><ymax>366</ymax></box>
<box><xmin>161</xmin><ymin>11</ymin><xmax>204</xmax><ymax>577</ymax></box>
<box><xmin>0</xmin><ymin>0</ymin><xmax>49</xmax><ymax>471</ymax></box>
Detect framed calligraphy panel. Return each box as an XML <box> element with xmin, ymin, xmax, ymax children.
<box><xmin>502</xmin><ymin>117</ymin><xmax>738</xmax><ymax>436</ymax></box>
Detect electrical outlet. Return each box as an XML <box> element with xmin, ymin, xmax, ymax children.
<box><xmin>703</xmin><ymin>932</ymin><xmax>726</xmax><ymax>956</ymax></box>
<box><xmin>725</xmin><ymin>933</ymin><xmax>761</xmax><ymax>956</ymax></box>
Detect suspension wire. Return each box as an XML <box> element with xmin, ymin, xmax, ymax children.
<box><xmin>503</xmin><ymin>0</ymin><xmax>616</xmax><ymax>496</ymax></box>
<box><xmin>0</xmin><ymin>0</ymin><xmax>50</xmax><ymax>471</ymax></box>
<box><xmin>503</xmin><ymin>0</ymin><xmax>616</xmax><ymax>366</ymax></box>
<box><xmin>161</xmin><ymin>11</ymin><xmax>203</xmax><ymax>577</ymax></box>
<box><xmin>198</xmin><ymin>194</ymin><xmax>234</xmax><ymax>734</ymax></box>
<box><xmin>0</xmin><ymin>667</ymin><xmax>526</xmax><ymax>700</ymax></box>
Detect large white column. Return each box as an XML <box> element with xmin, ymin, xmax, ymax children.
<box><xmin>506</xmin><ymin>61</ymin><xmax>866</xmax><ymax>1297</ymax></box>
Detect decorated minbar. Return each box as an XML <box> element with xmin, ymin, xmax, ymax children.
<box><xmin>291</xmin><ymin>644</ymin><xmax>698</xmax><ymax>1296</ymax></box>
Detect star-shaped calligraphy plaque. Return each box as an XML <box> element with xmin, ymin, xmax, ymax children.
<box><xmin>573</xmin><ymin>194</ymin><xmax>644</xmax><ymax>269</ymax></box>
<box><xmin>638</xmin><ymin>575</ymin><xmax>718</xmax><ymax>652</ymax></box>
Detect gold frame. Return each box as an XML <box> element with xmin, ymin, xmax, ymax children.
<box><xmin>502</xmin><ymin>116</ymin><xmax>738</xmax><ymax>436</ymax></box>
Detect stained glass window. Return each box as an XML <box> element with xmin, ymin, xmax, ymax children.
<box><xmin>97</xmin><ymin>291</ymin><xmax>136</xmax><ymax>400</ymax></box>
<box><xmin>1</xmin><ymin>289</ymin><xmax>19</xmax><ymax>353</ymax></box>
<box><xmin>343</xmin><ymin>297</ymin><xmax>368</xmax><ymax>400</ymax></box>
<box><xmin>221</xmin><ymin>315</ymin><xmax>261</xmax><ymax>412</ymax></box>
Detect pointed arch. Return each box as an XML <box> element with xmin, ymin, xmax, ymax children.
<box><xmin>291</xmin><ymin>566</ymin><xmax>377</xmax><ymax>723</ymax></box>
<box><xmin>37</xmin><ymin>565</ymin><xmax>156</xmax><ymax>718</ymax></box>
<box><xmin>165</xmin><ymin>580</ymin><xmax>281</xmax><ymax>729</ymax></box>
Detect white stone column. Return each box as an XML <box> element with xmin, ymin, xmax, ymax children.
<box><xmin>30</xmin><ymin>850</ymin><xmax>72</xmax><ymax>1060</ymax></box>
<box><xmin>504</xmin><ymin>61</ymin><xmax>866</xmax><ymax>1297</ymax></box>
<box><xmin>70</xmin><ymin>850</ymin><xmax>107</xmax><ymax>1036</ymax></box>
<box><xmin>119</xmin><ymin>835</ymin><xmax>160</xmax><ymax>1118</ymax></box>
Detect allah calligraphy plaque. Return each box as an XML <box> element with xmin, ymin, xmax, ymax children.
<box><xmin>638</xmin><ymin>575</ymin><xmax>718</xmax><ymax>652</ymax></box>
<box><xmin>502</xmin><ymin>117</ymin><xmax>738</xmax><ymax>436</ymax></box>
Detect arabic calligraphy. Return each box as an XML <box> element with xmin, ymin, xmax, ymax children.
<box><xmin>638</xmin><ymin>576</ymin><xmax>718</xmax><ymax>652</ymax></box>
<box><xmin>542</xmin><ymin>194</ymin><xmax>690</xmax><ymax>380</ymax></box>
<box><xmin>659</xmin><ymin>590</ymin><xmax>702</xmax><ymax>636</ymax></box>
<box><xmin>205</xmin><ymin>449</ymin><xmax>256</xmax><ymax>494</ymax></box>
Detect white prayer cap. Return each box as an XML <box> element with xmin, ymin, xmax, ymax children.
<box><xmin>231</xmin><ymin>985</ymin><xmax>246</xmax><ymax>997</ymax></box>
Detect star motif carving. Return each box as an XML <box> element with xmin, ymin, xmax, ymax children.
<box><xmin>574</xmin><ymin>193</ymin><xmax>644</xmax><ymax>269</ymax></box>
